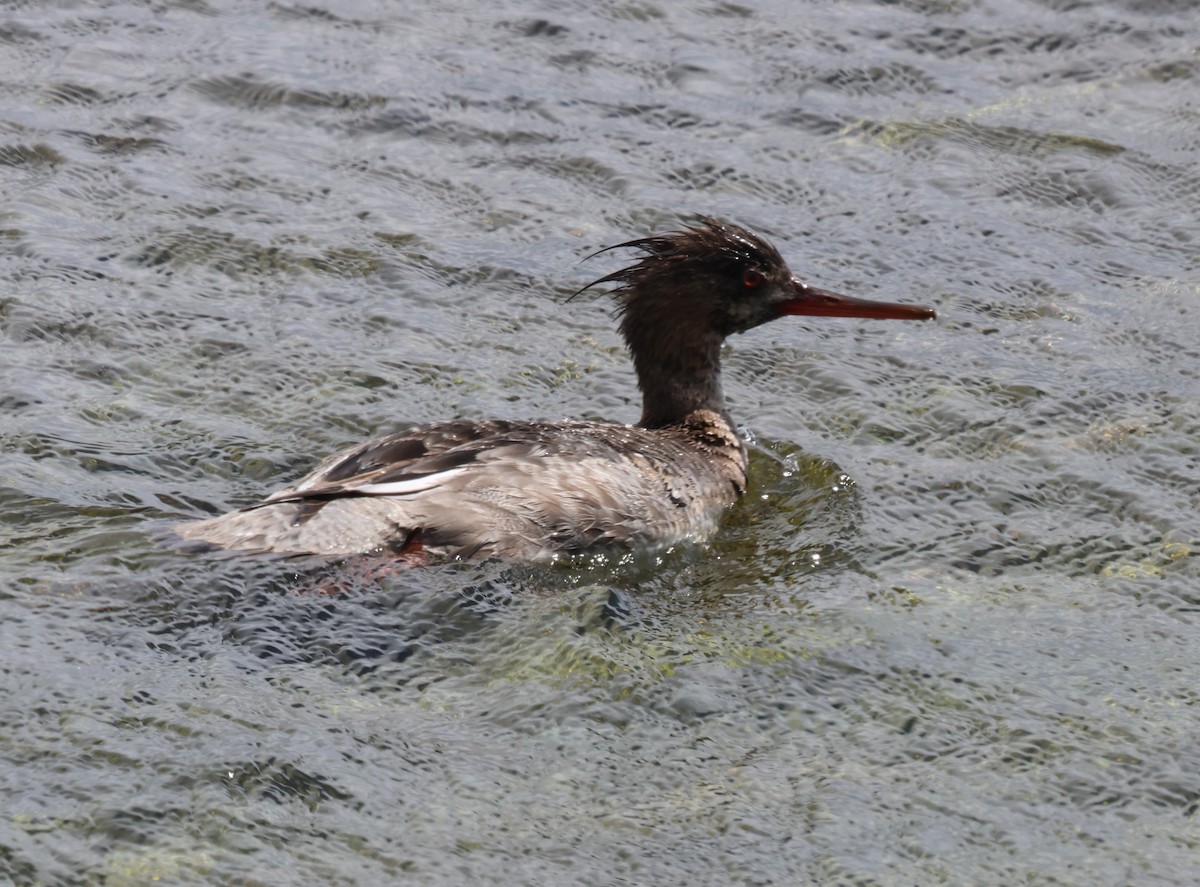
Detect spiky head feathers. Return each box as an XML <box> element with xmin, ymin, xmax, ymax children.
<box><xmin>576</xmin><ymin>217</ymin><xmax>796</xmax><ymax>340</ymax></box>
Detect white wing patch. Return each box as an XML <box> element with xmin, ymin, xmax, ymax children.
<box><xmin>353</xmin><ymin>467</ymin><xmax>470</xmax><ymax>497</ymax></box>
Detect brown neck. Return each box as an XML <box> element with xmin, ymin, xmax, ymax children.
<box><xmin>624</xmin><ymin>319</ymin><xmax>729</xmax><ymax>429</ymax></box>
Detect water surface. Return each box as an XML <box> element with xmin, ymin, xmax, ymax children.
<box><xmin>2</xmin><ymin>0</ymin><xmax>1198</xmax><ymax>884</ymax></box>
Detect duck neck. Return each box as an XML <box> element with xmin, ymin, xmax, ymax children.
<box><xmin>626</xmin><ymin>325</ymin><xmax>730</xmax><ymax>429</ymax></box>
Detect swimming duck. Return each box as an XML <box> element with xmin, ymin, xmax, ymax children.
<box><xmin>173</xmin><ymin>217</ymin><xmax>935</xmax><ymax>562</ymax></box>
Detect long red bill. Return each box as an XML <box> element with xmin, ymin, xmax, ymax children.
<box><xmin>781</xmin><ymin>282</ymin><xmax>937</xmax><ymax>321</ymax></box>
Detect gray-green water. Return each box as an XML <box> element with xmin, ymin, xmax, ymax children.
<box><xmin>2</xmin><ymin>1</ymin><xmax>1198</xmax><ymax>884</ymax></box>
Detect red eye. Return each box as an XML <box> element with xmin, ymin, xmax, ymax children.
<box><xmin>742</xmin><ymin>268</ymin><xmax>766</xmax><ymax>288</ymax></box>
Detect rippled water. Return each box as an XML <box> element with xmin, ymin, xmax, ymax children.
<box><xmin>2</xmin><ymin>0</ymin><xmax>1198</xmax><ymax>884</ymax></box>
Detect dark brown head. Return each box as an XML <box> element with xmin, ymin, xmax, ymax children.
<box><xmin>577</xmin><ymin>216</ymin><xmax>936</xmax><ymax>341</ymax></box>
<box><xmin>576</xmin><ymin>217</ymin><xmax>936</xmax><ymax>427</ymax></box>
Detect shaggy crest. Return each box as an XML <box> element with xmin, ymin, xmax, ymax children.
<box><xmin>573</xmin><ymin>216</ymin><xmax>786</xmax><ymax>312</ymax></box>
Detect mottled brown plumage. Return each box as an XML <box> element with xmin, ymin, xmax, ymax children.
<box><xmin>171</xmin><ymin>218</ymin><xmax>935</xmax><ymax>562</ymax></box>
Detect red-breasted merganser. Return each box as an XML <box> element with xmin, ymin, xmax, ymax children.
<box><xmin>173</xmin><ymin>218</ymin><xmax>935</xmax><ymax>562</ymax></box>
